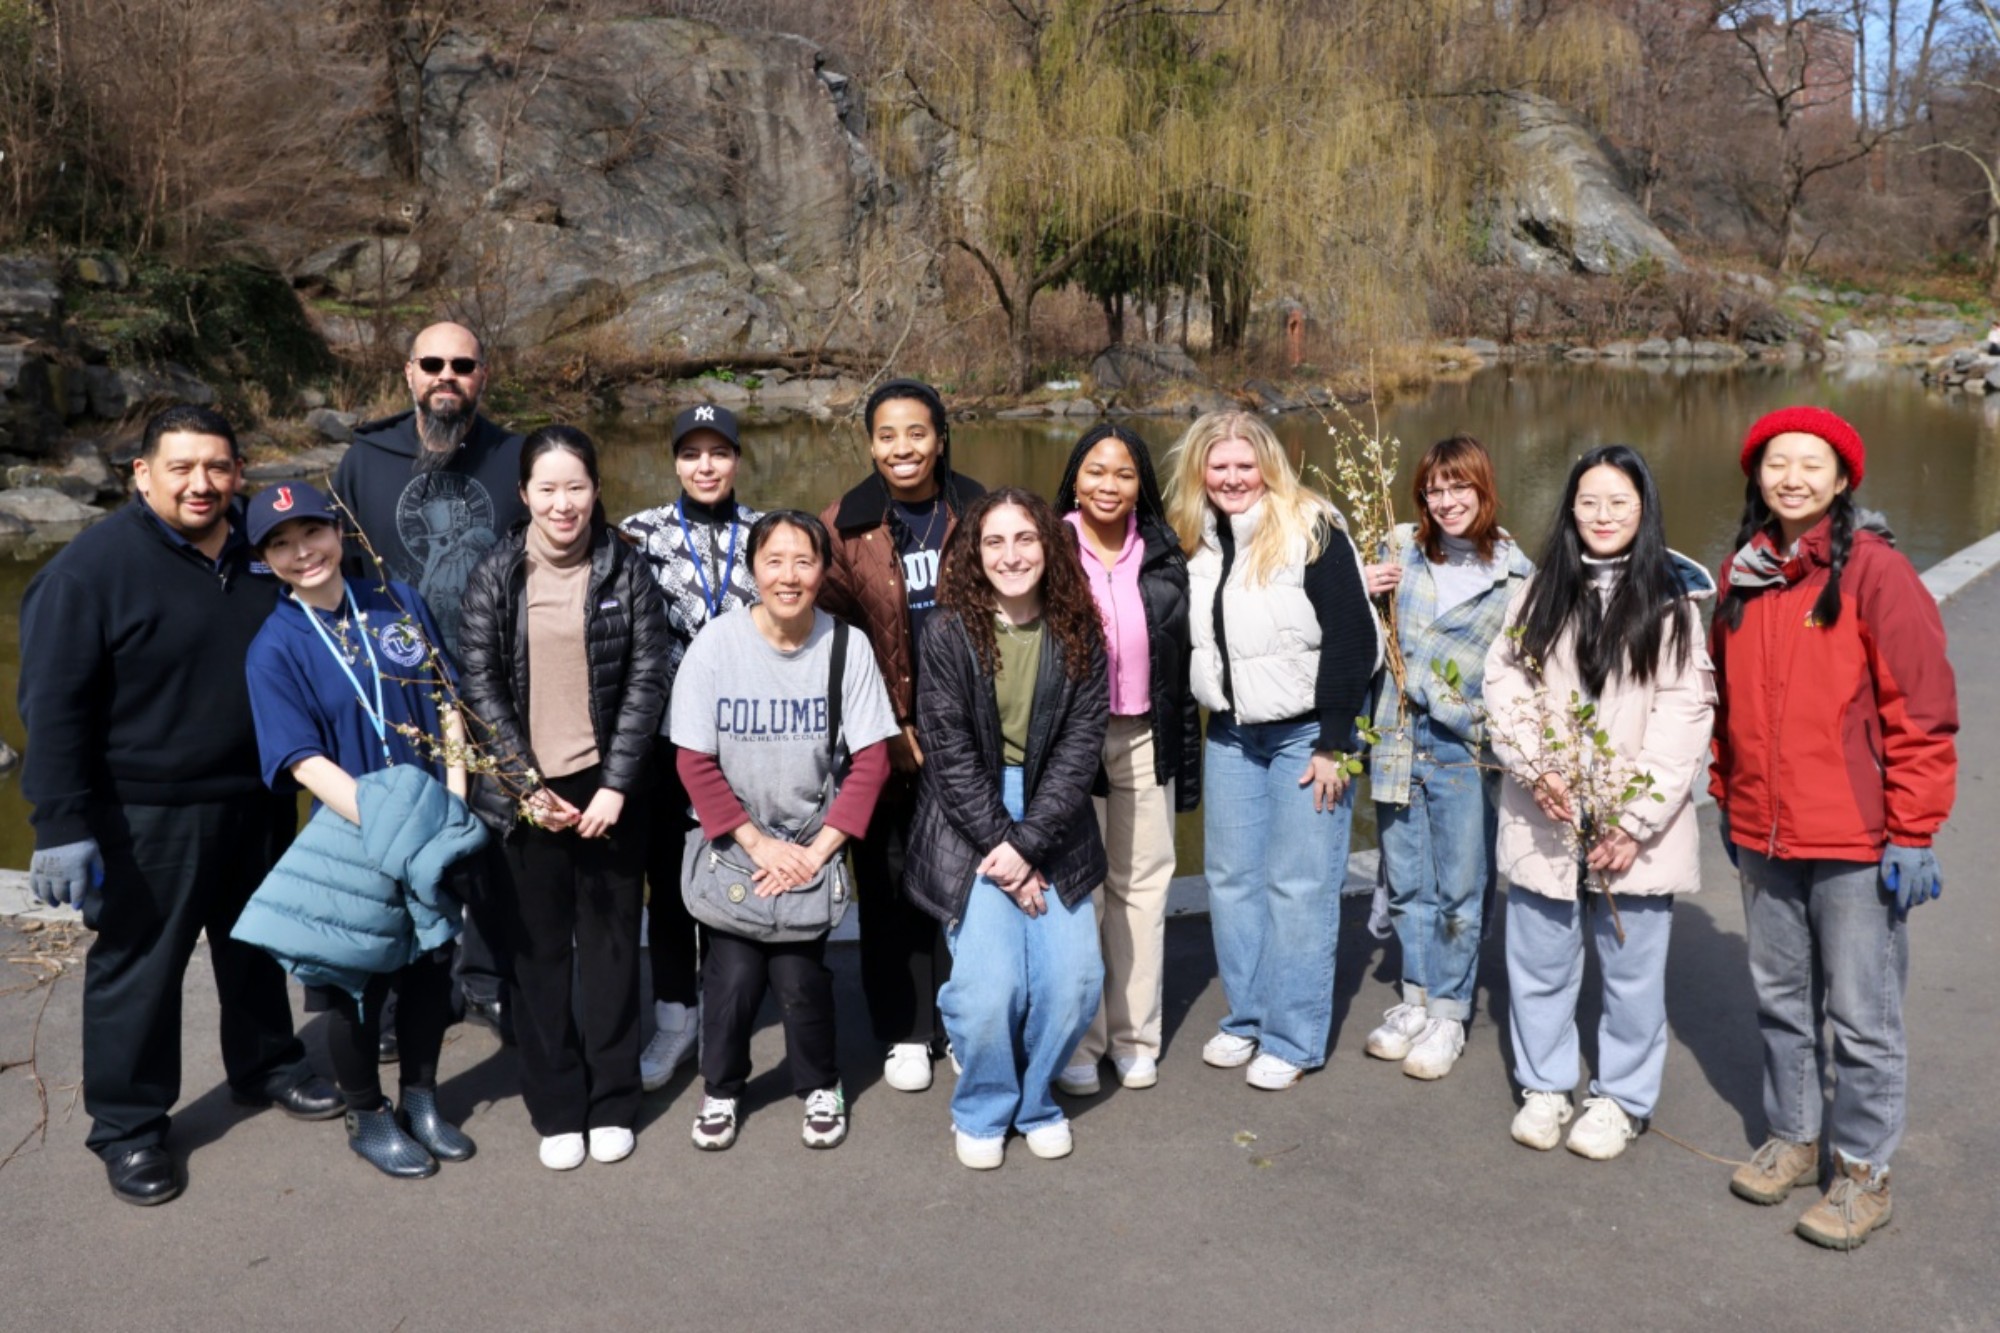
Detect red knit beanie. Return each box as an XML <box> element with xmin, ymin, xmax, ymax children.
<box><xmin>1739</xmin><ymin>406</ymin><xmax>1865</xmax><ymax>488</ymax></box>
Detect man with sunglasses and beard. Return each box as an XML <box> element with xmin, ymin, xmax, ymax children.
<box><xmin>331</xmin><ymin>321</ymin><xmax>525</xmax><ymax>1046</ymax></box>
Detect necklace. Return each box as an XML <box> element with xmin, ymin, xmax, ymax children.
<box><xmin>895</xmin><ymin>495</ymin><xmax>944</xmax><ymax>553</ymax></box>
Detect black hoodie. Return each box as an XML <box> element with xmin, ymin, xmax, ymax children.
<box><xmin>330</xmin><ymin>409</ymin><xmax>525</xmax><ymax>657</ymax></box>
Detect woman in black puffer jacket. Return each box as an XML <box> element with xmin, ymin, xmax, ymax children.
<box><xmin>907</xmin><ymin>488</ymin><xmax>1108</xmax><ymax>1170</ymax></box>
<box><xmin>457</xmin><ymin>426</ymin><xmax>670</xmax><ymax>1173</ymax></box>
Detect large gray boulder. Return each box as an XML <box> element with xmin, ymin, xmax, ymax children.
<box><xmin>1091</xmin><ymin>343</ymin><xmax>1203</xmax><ymax>394</ymax></box>
<box><xmin>0</xmin><ymin>257</ymin><xmax>63</xmax><ymax>339</ymax></box>
<box><xmin>1491</xmin><ymin>94</ymin><xmax>1685</xmax><ymax>276</ymax></box>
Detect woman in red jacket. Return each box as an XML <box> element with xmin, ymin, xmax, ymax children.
<box><xmin>1710</xmin><ymin>406</ymin><xmax>1959</xmax><ymax>1251</ymax></box>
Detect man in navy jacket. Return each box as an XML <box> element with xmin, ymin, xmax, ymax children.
<box><xmin>19</xmin><ymin>404</ymin><xmax>340</xmax><ymax>1206</ymax></box>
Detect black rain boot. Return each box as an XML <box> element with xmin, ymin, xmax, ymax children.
<box><xmin>398</xmin><ymin>1085</ymin><xmax>476</xmax><ymax>1163</ymax></box>
<box><xmin>345</xmin><ymin>1100</ymin><xmax>439</xmax><ymax>1179</ymax></box>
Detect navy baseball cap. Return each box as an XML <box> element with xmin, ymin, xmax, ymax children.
<box><xmin>246</xmin><ymin>481</ymin><xmax>340</xmax><ymax>546</ymax></box>
<box><xmin>671</xmin><ymin>403</ymin><xmax>741</xmax><ymax>451</ymax></box>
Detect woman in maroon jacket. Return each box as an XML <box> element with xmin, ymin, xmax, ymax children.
<box><xmin>1710</xmin><ymin>406</ymin><xmax>1958</xmax><ymax>1251</ymax></box>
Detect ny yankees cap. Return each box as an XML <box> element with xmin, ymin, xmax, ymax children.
<box><xmin>246</xmin><ymin>481</ymin><xmax>340</xmax><ymax>546</ymax></box>
<box><xmin>671</xmin><ymin>402</ymin><xmax>741</xmax><ymax>451</ymax></box>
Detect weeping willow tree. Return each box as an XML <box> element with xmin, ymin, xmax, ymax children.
<box><xmin>866</xmin><ymin>0</ymin><xmax>1634</xmax><ymax>390</ymax></box>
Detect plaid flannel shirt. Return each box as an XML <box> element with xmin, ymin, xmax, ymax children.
<box><xmin>1368</xmin><ymin>523</ymin><xmax>1533</xmax><ymax>804</ymax></box>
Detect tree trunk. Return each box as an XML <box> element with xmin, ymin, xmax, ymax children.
<box><xmin>1007</xmin><ymin>294</ymin><xmax>1037</xmax><ymax>395</ymax></box>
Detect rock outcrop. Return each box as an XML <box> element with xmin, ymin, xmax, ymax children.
<box><xmin>1490</xmin><ymin>94</ymin><xmax>1686</xmax><ymax>277</ymax></box>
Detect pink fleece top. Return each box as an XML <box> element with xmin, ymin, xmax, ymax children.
<box><xmin>1066</xmin><ymin>510</ymin><xmax>1151</xmax><ymax>717</ymax></box>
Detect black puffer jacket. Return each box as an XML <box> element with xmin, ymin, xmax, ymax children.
<box><xmin>457</xmin><ymin>521</ymin><xmax>671</xmax><ymax>833</ymax></box>
<box><xmin>906</xmin><ymin>609</ymin><xmax>1109</xmax><ymax>926</ymax></box>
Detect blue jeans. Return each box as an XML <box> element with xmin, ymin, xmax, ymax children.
<box><xmin>938</xmin><ymin>767</ymin><xmax>1104</xmax><ymax>1139</ymax></box>
<box><xmin>1739</xmin><ymin>852</ymin><xmax>1908</xmax><ymax>1168</ymax></box>
<box><xmin>1203</xmin><ymin>715</ymin><xmax>1357</xmax><ymax>1069</ymax></box>
<box><xmin>1505</xmin><ymin>886</ymin><xmax>1674</xmax><ymax>1120</ymax></box>
<box><xmin>1375</xmin><ymin>719</ymin><xmax>1493</xmax><ymax>1022</ymax></box>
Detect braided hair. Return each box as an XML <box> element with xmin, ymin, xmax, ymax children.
<box><xmin>1716</xmin><ymin>446</ymin><xmax>1855</xmax><ymax>632</ymax></box>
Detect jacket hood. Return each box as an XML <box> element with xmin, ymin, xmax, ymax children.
<box><xmin>831</xmin><ymin>470</ymin><xmax>985</xmax><ymax>532</ymax></box>
<box><xmin>1667</xmin><ymin>548</ymin><xmax>1718</xmax><ymax>601</ymax></box>
<box><xmin>350</xmin><ymin>409</ymin><xmax>517</xmax><ymax>461</ymax></box>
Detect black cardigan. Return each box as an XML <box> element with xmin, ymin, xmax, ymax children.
<box><xmin>905</xmin><ymin>609</ymin><xmax>1110</xmax><ymax>925</ymax></box>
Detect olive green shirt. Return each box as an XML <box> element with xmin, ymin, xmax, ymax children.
<box><xmin>993</xmin><ymin>616</ymin><xmax>1044</xmax><ymax>766</ymax></box>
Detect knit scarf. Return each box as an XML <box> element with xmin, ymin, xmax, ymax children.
<box><xmin>1726</xmin><ymin>509</ymin><xmax>1895</xmax><ymax>591</ymax></box>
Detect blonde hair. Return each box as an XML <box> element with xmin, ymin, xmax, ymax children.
<box><xmin>1164</xmin><ymin>411</ymin><xmax>1334</xmax><ymax>585</ymax></box>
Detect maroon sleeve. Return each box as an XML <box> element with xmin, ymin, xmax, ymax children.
<box><xmin>676</xmin><ymin>748</ymin><xmax>750</xmax><ymax>841</ymax></box>
<box><xmin>825</xmin><ymin>741</ymin><xmax>890</xmax><ymax>841</ymax></box>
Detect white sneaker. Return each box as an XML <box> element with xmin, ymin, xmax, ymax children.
<box><xmin>883</xmin><ymin>1043</ymin><xmax>934</xmax><ymax>1092</ymax></box>
<box><xmin>691</xmin><ymin>1096</ymin><xmax>738</xmax><ymax>1151</ymax></box>
<box><xmin>1025</xmin><ymin>1119</ymin><xmax>1074</xmax><ymax>1160</ymax></box>
<box><xmin>1202</xmin><ymin>1031</ymin><xmax>1257</xmax><ymax>1068</ymax></box>
<box><xmin>954</xmin><ymin>1126</ymin><xmax>1004</xmax><ymax>1170</ymax></box>
<box><xmin>1245</xmin><ymin>1052</ymin><xmax>1303</xmax><ymax>1090</ymax></box>
<box><xmin>1401</xmin><ymin>1017</ymin><xmax>1465</xmax><ymax>1081</ymax></box>
<box><xmin>1566</xmin><ymin>1096</ymin><xmax>1639</xmax><ymax>1161</ymax></box>
<box><xmin>588</xmin><ymin>1126</ymin><xmax>635</xmax><ymax>1163</ymax></box>
<box><xmin>538</xmin><ymin>1132</ymin><xmax>586</xmax><ymax>1171</ymax></box>
<box><xmin>1112</xmin><ymin>1053</ymin><xmax>1158</xmax><ymax>1089</ymax></box>
<box><xmin>1364</xmin><ymin>1001</ymin><xmax>1430</xmax><ymax>1061</ymax></box>
<box><xmin>1510</xmin><ymin>1090</ymin><xmax>1573</xmax><ymax>1151</ymax></box>
<box><xmin>1054</xmin><ymin>1062</ymin><xmax>1101</xmax><ymax>1096</ymax></box>
<box><xmin>640</xmin><ymin>1001</ymin><xmax>698</xmax><ymax>1092</ymax></box>
<box><xmin>801</xmin><ymin>1085</ymin><xmax>847</xmax><ymax>1149</ymax></box>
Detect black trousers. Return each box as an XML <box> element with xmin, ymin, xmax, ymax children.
<box><xmin>498</xmin><ymin>767</ymin><xmax>646</xmax><ymax>1136</ymax></box>
<box><xmin>81</xmin><ymin>795</ymin><xmax>311</xmax><ymax>1159</ymax></box>
<box><xmin>643</xmin><ymin>739</ymin><xmax>700</xmax><ymax>1008</ymax></box>
<box><xmin>449</xmin><ymin>840</ymin><xmax>513</xmax><ymax>1009</ymax></box>
<box><xmin>701</xmin><ymin>929</ymin><xmax>837</xmax><ymax>1100</ymax></box>
<box><xmin>853</xmin><ymin>776</ymin><xmax>951</xmax><ymax>1047</ymax></box>
<box><xmin>319</xmin><ymin>951</ymin><xmax>455</xmax><ymax>1111</ymax></box>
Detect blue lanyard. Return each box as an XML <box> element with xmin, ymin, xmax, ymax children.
<box><xmin>674</xmin><ymin>497</ymin><xmax>739</xmax><ymax>620</ymax></box>
<box><xmin>301</xmin><ymin>586</ymin><xmax>392</xmax><ymax>766</ymax></box>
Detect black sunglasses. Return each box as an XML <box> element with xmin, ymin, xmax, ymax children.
<box><xmin>413</xmin><ymin>356</ymin><xmax>481</xmax><ymax>376</ymax></box>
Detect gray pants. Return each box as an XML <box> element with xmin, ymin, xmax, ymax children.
<box><xmin>1740</xmin><ymin>851</ymin><xmax>1907</xmax><ymax>1168</ymax></box>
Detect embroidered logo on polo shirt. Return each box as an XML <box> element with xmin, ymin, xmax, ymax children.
<box><xmin>378</xmin><ymin>622</ymin><xmax>429</xmax><ymax>668</ymax></box>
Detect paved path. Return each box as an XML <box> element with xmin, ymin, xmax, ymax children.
<box><xmin>3</xmin><ymin>577</ymin><xmax>1996</xmax><ymax>1330</ymax></box>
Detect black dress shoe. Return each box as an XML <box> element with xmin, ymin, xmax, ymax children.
<box><xmin>462</xmin><ymin>994</ymin><xmax>515</xmax><ymax>1046</ymax></box>
<box><xmin>398</xmin><ymin>1085</ymin><xmax>476</xmax><ymax>1162</ymax></box>
<box><xmin>105</xmin><ymin>1146</ymin><xmax>181</xmax><ymax>1206</ymax></box>
<box><xmin>345</xmin><ymin>1101</ymin><xmax>439</xmax><ymax>1179</ymax></box>
<box><xmin>231</xmin><ymin>1074</ymin><xmax>344</xmax><ymax>1121</ymax></box>
<box><xmin>377</xmin><ymin>1029</ymin><xmax>400</xmax><ymax>1064</ymax></box>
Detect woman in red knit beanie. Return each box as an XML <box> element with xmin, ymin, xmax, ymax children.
<box><xmin>1709</xmin><ymin>405</ymin><xmax>1959</xmax><ymax>1250</ymax></box>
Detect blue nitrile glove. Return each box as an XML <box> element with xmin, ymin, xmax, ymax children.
<box><xmin>1718</xmin><ymin>809</ymin><xmax>1739</xmax><ymax>869</ymax></box>
<box><xmin>1881</xmin><ymin>844</ymin><xmax>1942</xmax><ymax>918</ymax></box>
<box><xmin>29</xmin><ymin>839</ymin><xmax>103</xmax><ymax>909</ymax></box>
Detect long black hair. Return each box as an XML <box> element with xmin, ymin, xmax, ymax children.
<box><xmin>1715</xmin><ymin>448</ymin><xmax>1855</xmax><ymax>632</ymax></box>
<box><xmin>1513</xmin><ymin>444</ymin><xmax>1693</xmax><ymax>697</ymax></box>
<box><xmin>1052</xmin><ymin>423</ymin><xmax>1173</xmax><ymax>544</ymax></box>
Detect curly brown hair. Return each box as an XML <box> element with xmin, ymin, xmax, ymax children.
<box><xmin>937</xmin><ymin>487</ymin><xmax>1104</xmax><ymax>683</ymax></box>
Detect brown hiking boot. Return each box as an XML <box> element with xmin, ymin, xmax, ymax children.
<box><xmin>1795</xmin><ymin>1158</ymin><xmax>1893</xmax><ymax>1250</ymax></box>
<box><xmin>1730</xmin><ymin>1137</ymin><xmax>1819</xmax><ymax>1205</ymax></box>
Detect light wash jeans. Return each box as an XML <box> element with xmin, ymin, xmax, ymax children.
<box><xmin>1375</xmin><ymin>718</ymin><xmax>1493</xmax><ymax>1023</ymax></box>
<box><xmin>1739</xmin><ymin>851</ymin><xmax>1908</xmax><ymax>1168</ymax></box>
<box><xmin>1203</xmin><ymin>715</ymin><xmax>1357</xmax><ymax>1069</ymax></box>
<box><xmin>1505</xmin><ymin>886</ymin><xmax>1674</xmax><ymax>1120</ymax></box>
<box><xmin>938</xmin><ymin>767</ymin><xmax>1104</xmax><ymax>1140</ymax></box>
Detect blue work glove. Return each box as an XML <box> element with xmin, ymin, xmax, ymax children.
<box><xmin>1718</xmin><ymin>808</ymin><xmax>1739</xmax><ymax>869</ymax></box>
<box><xmin>28</xmin><ymin>839</ymin><xmax>103</xmax><ymax>909</ymax></box>
<box><xmin>1881</xmin><ymin>844</ymin><xmax>1942</xmax><ymax>918</ymax></box>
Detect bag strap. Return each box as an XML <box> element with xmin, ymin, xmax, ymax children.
<box><xmin>826</xmin><ymin>617</ymin><xmax>848</xmax><ymax>766</ymax></box>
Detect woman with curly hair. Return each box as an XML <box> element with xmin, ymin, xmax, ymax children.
<box><xmin>1165</xmin><ymin>411</ymin><xmax>1379</xmax><ymax>1091</ymax></box>
<box><xmin>905</xmin><ymin>488</ymin><xmax>1108</xmax><ymax>1169</ymax></box>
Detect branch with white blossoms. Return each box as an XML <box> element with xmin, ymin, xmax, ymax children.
<box><xmin>1303</xmin><ymin>390</ymin><xmax>1408</xmax><ymax>701</ymax></box>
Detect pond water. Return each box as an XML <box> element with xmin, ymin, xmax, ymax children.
<box><xmin>1</xmin><ymin>361</ymin><xmax>1992</xmax><ymax>872</ymax></box>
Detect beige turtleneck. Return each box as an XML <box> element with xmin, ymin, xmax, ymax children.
<box><xmin>524</xmin><ymin>524</ymin><xmax>601</xmax><ymax>779</ymax></box>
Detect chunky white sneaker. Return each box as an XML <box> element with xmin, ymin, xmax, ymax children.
<box><xmin>1112</xmin><ymin>1053</ymin><xmax>1158</xmax><ymax>1089</ymax></box>
<box><xmin>1511</xmin><ymin>1091</ymin><xmax>1573</xmax><ymax>1151</ymax></box>
<box><xmin>1025</xmin><ymin>1119</ymin><xmax>1074</xmax><ymax>1160</ymax></box>
<box><xmin>1054</xmin><ymin>1062</ymin><xmax>1101</xmax><ymax>1096</ymax></box>
<box><xmin>1402</xmin><ymin>1017</ymin><xmax>1466</xmax><ymax>1081</ymax></box>
<box><xmin>1364</xmin><ymin>1001</ymin><xmax>1430</xmax><ymax>1061</ymax></box>
<box><xmin>1202</xmin><ymin>1031</ymin><xmax>1257</xmax><ymax>1068</ymax></box>
<box><xmin>801</xmin><ymin>1085</ymin><xmax>847</xmax><ymax>1149</ymax></box>
<box><xmin>691</xmin><ymin>1096</ymin><xmax>739</xmax><ymax>1151</ymax></box>
<box><xmin>1567</xmin><ymin>1096</ymin><xmax>1639</xmax><ymax>1161</ymax></box>
<box><xmin>538</xmin><ymin>1132</ymin><xmax>586</xmax><ymax>1171</ymax></box>
<box><xmin>588</xmin><ymin>1126</ymin><xmax>635</xmax><ymax>1163</ymax></box>
<box><xmin>1245</xmin><ymin>1052</ymin><xmax>1303</xmax><ymax>1090</ymax></box>
<box><xmin>640</xmin><ymin>1001</ymin><xmax>698</xmax><ymax>1092</ymax></box>
<box><xmin>954</xmin><ymin>1127</ymin><xmax>1004</xmax><ymax>1170</ymax></box>
<box><xmin>883</xmin><ymin>1043</ymin><xmax>934</xmax><ymax>1092</ymax></box>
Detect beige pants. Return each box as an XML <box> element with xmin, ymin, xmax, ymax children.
<box><xmin>1076</xmin><ymin>715</ymin><xmax>1177</xmax><ymax>1065</ymax></box>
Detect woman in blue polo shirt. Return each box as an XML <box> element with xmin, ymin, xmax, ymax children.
<box><xmin>242</xmin><ymin>481</ymin><xmax>477</xmax><ymax>1181</ymax></box>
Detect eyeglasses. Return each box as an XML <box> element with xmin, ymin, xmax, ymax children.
<box><xmin>1423</xmin><ymin>482</ymin><xmax>1475</xmax><ymax>504</ymax></box>
<box><xmin>413</xmin><ymin>356</ymin><xmax>481</xmax><ymax>376</ymax></box>
<box><xmin>1573</xmin><ymin>496</ymin><xmax>1639</xmax><ymax>520</ymax></box>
